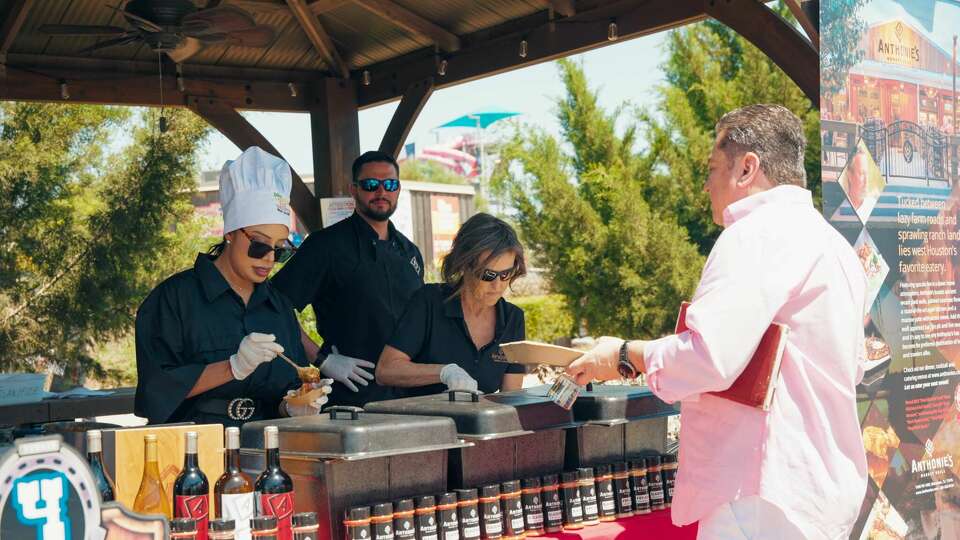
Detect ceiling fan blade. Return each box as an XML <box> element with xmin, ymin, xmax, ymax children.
<box><xmin>222</xmin><ymin>26</ymin><xmax>274</xmax><ymax>48</ymax></box>
<box><xmin>182</xmin><ymin>5</ymin><xmax>256</xmax><ymax>35</ymax></box>
<box><xmin>39</xmin><ymin>24</ymin><xmax>128</xmax><ymax>36</ymax></box>
<box><xmin>107</xmin><ymin>5</ymin><xmax>163</xmax><ymax>33</ymax></box>
<box><xmin>167</xmin><ymin>36</ymin><xmax>204</xmax><ymax>63</ymax></box>
<box><xmin>78</xmin><ymin>35</ymin><xmax>140</xmax><ymax>54</ymax></box>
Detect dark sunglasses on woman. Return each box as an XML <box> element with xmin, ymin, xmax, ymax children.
<box><xmin>240</xmin><ymin>229</ymin><xmax>296</xmax><ymax>263</ymax></box>
<box><xmin>354</xmin><ymin>178</ymin><xmax>400</xmax><ymax>192</ymax></box>
<box><xmin>479</xmin><ymin>267</ymin><xmax>514</xmax><ymax>282</ymax></box>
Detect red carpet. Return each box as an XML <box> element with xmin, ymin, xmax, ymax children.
<box><xmin>536</xmin><ymin>510</ymin><xmax>698</xmax><ymax>539</ymax></box>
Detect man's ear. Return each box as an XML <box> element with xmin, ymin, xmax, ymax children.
<box><xmin>737</xmin><ymin>152</ymin><xmax>762</xmax><ymax>188</ymax></box>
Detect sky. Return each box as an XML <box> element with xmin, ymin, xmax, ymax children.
<box><xmin>198</xmin><ymin>31</ymin><xmax>670</xmax><ymax>174</ymax></box>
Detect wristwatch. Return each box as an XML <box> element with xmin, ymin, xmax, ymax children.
<box><xmin>617</xmin><ymin>341</ymin><xmax>638</xmax><ymax>379</ymax></box>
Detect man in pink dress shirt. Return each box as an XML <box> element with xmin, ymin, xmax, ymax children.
<box><xmin>567</xmin><ymin>104</ymin><xmax>869</xmax><ymax>539</ymax></box>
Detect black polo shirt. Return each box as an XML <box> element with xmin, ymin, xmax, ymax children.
<box><xmin>387</xmin><ymin>283</ymin><xmax>526</xmax><ymax>397</ymax></box>
<box><xmin>271</xmin><ymin>212</ymin><xmax>425</xmax><ymax>407</ymax></box>
<box><xmin>134</xmin><ymin>254</ymin><xmax>309</xmax><ymax>426</ymax></box>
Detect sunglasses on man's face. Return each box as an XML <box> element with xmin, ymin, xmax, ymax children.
<box><xmin>354</xmin><ymin>178</ymin><xmax>400</xmax><ymax>193</ymax></box>
<box><xmin>240</xmin><ymin>229</ymin><xmax>295</xmax><ymax>263</ymax></box>
<box><xmin>479</xmin><ymin>267</ymin><xmax>515</xmax><ymax>282</ymax></box>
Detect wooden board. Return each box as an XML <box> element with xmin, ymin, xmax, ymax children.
<box><xmin>101</xmin><ymin>424</ymin><xmax>224</xmax><ymax>514</ymax></box>
<box><xmin>498</xmin><ymin>340</ymin><xmax>584</xmax><ymax>367</ymax></box>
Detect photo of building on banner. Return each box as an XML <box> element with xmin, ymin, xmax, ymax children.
<box><xmin>821</xmin><ymin>1</ymin><xmax>960</xmax><ymax>538</ymax></box>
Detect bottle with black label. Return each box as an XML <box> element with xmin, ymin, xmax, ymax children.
<box><xmin>577</xmin><ymin>468</ymin><xmax>599</xmax><ymax>526</ymax></box>
<box><xmin>478</xmin><ymin>484</ymin><xmax>503</xmax><ymax>539</ymax></box>
<box><xmin>499</xmin><ymin>480</ymin><xmax>524</xmax><ymax>538</ymax></box>
<box><xmin>86</xmin><ymin>430</ymin><xmax>116</xmax><ymax>503</ymax></box>
<box><xmin>520</xmin><ymin>477</ymin><xmax>544</xmax><ymax>536</ymax></box>
<box><xmin>371</xmin><ymin>503</ymin><xmax>395</xmax><ymax>540</ymax></box>
<box><xmin>540</xmin><ymin>474</ymin><xmax>563</xmax><ymax>533</ymax></box>
<box><xmin>344</xmin><ymin>507</ymin><xmax>372</xmax><ymax>540</ymax></box>
<box><xmin>661</xmin><ymin>454</ymin><xmax>678</xmax><ymax>507</ymax></box>
<box><xmin>594</xmin><ymin>464</ymin><xmax>616</xmax><ymax>522</ymax></box>
<box><xmin>559</xmin><ymin>471</ymin><xmax>583</xmax><ymax>530</ymax></box>
<box><xmin>630</xmin><ymin>458</ymin><xmax>650</xmax><ymax>514</ymax></box>
<box><xmin>393</xmin><ymin>499</ymin><xmax>417</xmax><ymax>540</ymax></box>
<box><xmin>612</xmin><ymin>462</ymin><xmax>634</xmax><ymax>519</ymax></box>
<box><xmin>415</xmin><ymin>496</ymin><xmax>439</xmax><ymax>540</ymax></box>
<box><xmin>455</xmin><ymin>489</ymin><xmax>481</xmax><ymax>540</ymax></box>
<box><xmin>437</xmin><ymin>493</ymin><xmax>461</xmax><ymax>540</ymax></box>
<box><xmin>292</xmin><ymin>512</ymin><xmax>318</xmax><ymax>540</ymax></box>
<box><xmin>645</xmin><ymin>455</ymin><xmax>666</xmax><ymax>510</ymax></box>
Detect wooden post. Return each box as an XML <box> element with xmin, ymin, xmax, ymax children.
<box><xmin>379</xmin><ymin>78</ymin><xmax>434</xmax><ymax>158</ymax></box>
<box><xmin>310</xmin><ymin>78</ymin><xmax>360</xmax><ymax>201</ymax></box>
<box><xmin>188</xmin><ymin>97</ymin><xmax>321</xmax><ymax>232</ymax></box>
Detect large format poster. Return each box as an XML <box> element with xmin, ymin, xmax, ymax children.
<box><xmin>820</xmin><ymin>1</ymin><xmax>960</xmax><ymax>538</ymax></box>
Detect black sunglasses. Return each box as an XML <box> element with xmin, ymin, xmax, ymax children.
<box><xmin>240</xmin><ymin>229</ymin><xmax>295</xmax><ymax>263</ymax></box>
<box><xmin>354</xmin><ymin>178</ymin><xmax>400</xmax><ymax>192</ymax></box>
<box><xmin>479</xmin><ymin>267</ymin><xmax>515</xmax><ymax>282</ymax></box>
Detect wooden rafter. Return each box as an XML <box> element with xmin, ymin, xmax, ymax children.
<box><xmin>379</xmin><ymin>78</ymin><xmax>434</xmax><ymax>158</ymax></box>
<box><xmin>784</xmin><ymin>0</ymin><xmax>818</xmax><ymax>51</ymax></box>
<box><xmin>542</xmin><ymin>0</ymin><xmax>576</xmax><ymax>18</ymax></box>
<box><xmin>285</xmin><ymin>0</ymin><xmax>350</xmax><ymax>79</ymax></box>
<box><xmin>352</xmin><ymin>0</ymin><xmax>460</xmax><ymax>52</ymax></box>
<box><xmin>0</xmin><ymin>0</ymin><xmax>35</xmax><ymax>72</ymax></box>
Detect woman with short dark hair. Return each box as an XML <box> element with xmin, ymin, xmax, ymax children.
<box><xmin>376</xmin><ymin>213</ymin><xmax>527</xmax><ymax>395</ymax></box>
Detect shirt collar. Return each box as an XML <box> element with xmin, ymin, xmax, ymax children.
<box><xmin>350</xmin><ymin>211</ymin><xmax>398</xmax><ymax>242</ymax></box>
<box><xmin>194</xmin><ymin>252</ymin><xmax>281</xmax><ymax>311</ymax></box>
<box><xmin>722</xmin><ymin>185</ymin><xmax>813</xmax><ymax>227</ymax></box>
<box><xmin>442</xmin><ymin>285</ymin><xmax>509</xmax><ymax>336</ymax></box>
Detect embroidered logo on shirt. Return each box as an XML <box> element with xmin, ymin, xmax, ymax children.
<box><xmin>410</xmin><ymin>256</ymin><xmax>421</xmax><ymax>275</ymax></box>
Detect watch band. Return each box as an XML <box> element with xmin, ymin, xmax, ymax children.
<box><xmin>618</xmin><ymin>341</ymin><xmax>637</xmax><ymax>379</ymax></box>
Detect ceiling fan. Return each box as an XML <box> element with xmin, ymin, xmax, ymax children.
<box><xmin>40</xmin><ymin>0</ymin><xmax>276</xmax><ymax>63</ymax></box>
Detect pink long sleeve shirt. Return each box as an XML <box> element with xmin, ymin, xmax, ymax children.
<box><xmin>644</xmin><ymin>185</ymin><xmax>869</xmax><ymax>539</ymax></box>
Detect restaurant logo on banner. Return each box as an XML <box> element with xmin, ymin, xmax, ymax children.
<box><xmin>873</xmin><ymin>21</ymin><xmax>921</xmax><ymax>68</ymax></box>
<box><xmin>912</xmin><ymin>439</ymin><xmax>955</xmax><ymax>473</ymax></box>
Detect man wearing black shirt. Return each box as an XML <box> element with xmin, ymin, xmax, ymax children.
<box><xmin>272</xmin><ymin>151</ymin><xmax>425</xmax><ymax>407</ymax></box>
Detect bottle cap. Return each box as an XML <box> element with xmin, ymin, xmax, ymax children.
<box><xmin>170</xmin><ymin>517</ymin><xmax>196</xmax><ymax>533</ymax></box>
<box><xmin>208</xmin><ymin>518</ymin><xmax>235</xmax><ymax>532</ymax></box>
<box><xmin>251</xmin><ymin>515</ymin><xmax>278</xmax><ymax>531</ymax></box>
<box><xmin>292</xmin><ymin>512</ymin><xmax>318</xmax><ymax>527</ymax></box>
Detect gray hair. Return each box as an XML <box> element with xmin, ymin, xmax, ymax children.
<box><xmin>715</xmin><ymin>104</ymin><xmax>807</xmax><ymax>187</ymax></box>
<box><xmin>441</xmin><ymin>213</ymin><xmax>526</xmax><ymax>298</ymax></box>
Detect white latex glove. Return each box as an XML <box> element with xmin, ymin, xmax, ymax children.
<box><xmin>229</xmin><ymin>333</ymin><xmax>284</xmax><ymax>380</ymax></box>
<box><xmin>319</xmin><ymin>346</ymin><xmax>375</xmax><ymax>392</ymax></box>
<box><xmin>440</xmin><ymin>364</ymin><xmax>478</xmax><ymax>392</ymax></box>
<box><xmin>283</xmin><ymin>381</ymin><xmax>333</xmax><ymax>416</ymax></box>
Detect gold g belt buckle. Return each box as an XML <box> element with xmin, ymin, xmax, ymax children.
<box><xmin>227</xmin><ymin>398</ymin><xmax>256</xmax><ymax>420</ymax></box>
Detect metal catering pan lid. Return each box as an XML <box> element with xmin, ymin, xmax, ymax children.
<box><xmin>239</xmin><ymin>406</ymin><xmax>469</xmax><ymax>461</ymax></box>
<box><xmin>565</xmin><ymin>383</ymin><xmax>679</xmax><ymax>425</ymax></box>
<box><xmin>364</xmin><ymin>389</ymin><xmax>579</xmax><ymax>441</ymax></box>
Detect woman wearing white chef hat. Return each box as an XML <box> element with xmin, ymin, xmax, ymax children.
<box><xmin>134</xmin><ymin>146</ymin><xmax>331</xmax><ymax>426</ymax></box>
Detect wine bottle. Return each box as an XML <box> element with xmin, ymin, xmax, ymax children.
<box><xmin>216</xmin><ymin>427</ymin><xmax>254</xmax><ymax>540</ymax></box>
<box><xmin>133</xmin><ymin>433</ymin><xmax>172</xmax><ymax>518</ymax></box>
<box><xmin>86</xmin><ymin>429</ymin><xmax>116</xmax><ymax>502</ymax></box>
<box><xmin>174</xmin><ymin>431</ymin><xmax>211</xmax><ymax>540</ymax></box>
<box><xmin>255</xmin><ymin>426</ymin><xmax>294</xmax><ymax>540</ymax></box>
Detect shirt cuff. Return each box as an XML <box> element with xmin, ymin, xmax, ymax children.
<box><xmin>644</xmin><ymin>334</ymin><xmax>700</xmax><ymax>404</ymax></box>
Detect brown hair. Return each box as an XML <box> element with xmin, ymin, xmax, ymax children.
<box><xmin>441</xmin><ymin>213</ymin><xmax>526</xmax><ymax>298</ymax></box>
<box><xmin>715</xmin><ymin>104</ymin><xmax>807</xmax><ymax>187</ymax></box>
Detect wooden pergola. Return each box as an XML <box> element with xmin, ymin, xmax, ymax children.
<box><xmin>0</xmin><ymin>0</ymin><xmax>819</xmax><ymax>232</ymax></box>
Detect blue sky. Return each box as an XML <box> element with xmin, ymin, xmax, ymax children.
<box><xmin>199</xmin><ymin>31</ymin><xmax>669</xmax><ymax>174</ymax></box>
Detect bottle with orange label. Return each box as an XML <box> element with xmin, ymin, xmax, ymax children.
<box><xmin>174</xmin><ymin>431</ymin><xmax>211</xmax><ymax>540</ymax></box>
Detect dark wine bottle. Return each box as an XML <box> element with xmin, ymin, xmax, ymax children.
<box><xmin>86</xmin><ymin>429</ymin><xmax>116</xmax><ymax>502</ymax></box>
<box><xmin>255</xmin><ymin>426</ymin><xmax>294</xmax><ymax>540</ymax></box>
<box><xmin>174</xmin><ymin>431</ymin><xmax>211</xmax><ymax>540</ymax></box>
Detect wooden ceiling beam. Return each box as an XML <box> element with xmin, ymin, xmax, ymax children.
<box><xmin>541</xmin><ymin>0</ymin><xmax>576</xmax><ymax>18</ymax></box>
<box><xmin>286</xmin><ymin>0</ymin><xmax>350</xmax><ymax>78</ymax></box>
<box><xmin>783</xmin><ymin>0</ymin><xmax>818</xmax><ymax>52</ymax></box>
<box><xmin>379</xmin><ymin>77</ymin><xmax>434</xmax><ymax>158</ymax></box>
<box><xmin>352</xmin><ymin>0</ymin><xmax>460</xmax><ymax>52</ymax></box>
<box><xmin>0</xmin><ymin>0</ymin><xmax>35</xmax><ymax>74</ymax></box>
<box><xmin>357</xmin><ymin>0</ymin><xmax>706</xmax><ymax>108</ymax></box>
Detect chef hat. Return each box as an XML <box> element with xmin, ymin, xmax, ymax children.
<box><xmin>219</xmin><ymin>146</ymin><xmax>293</xmax><ymax>234</ymax></box>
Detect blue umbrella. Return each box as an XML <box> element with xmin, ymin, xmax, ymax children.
<box><xmin>438</xmin><ymin>109</ymin><xmax>520</xmax><ymax>129</ymax></box>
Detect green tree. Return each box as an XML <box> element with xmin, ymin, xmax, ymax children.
<box><xmin>821</xmin><ymin>0</ymin><xmax>867</xmax><ymax>98</ymax></box>
<box><xmin>0</xmin><ymin>105</ymin><xmax>210</xmax><ymax>380</ymax></box>
<box><xmin>493</xmin><ymin>59</ymin><xmax>704</xmax><ymax>339</ymax></box>
<box><xmin>640</xmin><ymin>8</ymin><xmax>821</xmax><ymax>255</ymax></box>
<box><xmin>400</xmin><ymin>159</ymin><xmax>470</xmax><ymax>185</ymax></box>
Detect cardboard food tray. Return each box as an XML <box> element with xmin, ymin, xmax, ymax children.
<box><xmin>497</xmin><ymin>341</ymin><xmax>584</xmax><ymax>367</ymax></box>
